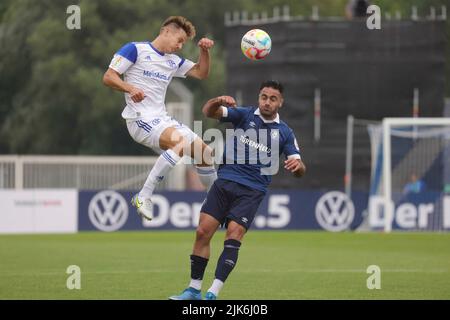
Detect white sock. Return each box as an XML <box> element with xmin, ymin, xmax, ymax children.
<box><xmin>189</xmin><ymin>279</ymin><xmax>202</xmax><ymax>291</ymax></box>
<box><xmin>139</xmin><ymin>149</ymin><xmax>180</xmax><ymax>198</ymax></box>
<box><xmin>195</xmin><ymin>166</ymin><xmax>217</xmax><ymax>191</ymax></box>
<box><xmin>207</xmin><ymin>279</ymin><xmax>224</xmax><ymax>296</ymax></box>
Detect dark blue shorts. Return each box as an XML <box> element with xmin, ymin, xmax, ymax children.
<box><xmin>201</xmin><ymin>178</ymin><xmax>266</xmax><ymax>230</ymax></box>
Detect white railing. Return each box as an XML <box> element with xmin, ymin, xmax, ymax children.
<box><xmin>0</xmin><ymin>155</ymin><xmax>186</xmax><ymax>190</ymax></box>
<box><xmin>0</xmin><ymin>91</ymin><xmax>193</xmax><ymax>191</ymax></box>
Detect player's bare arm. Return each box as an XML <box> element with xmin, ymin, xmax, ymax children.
<box><xmin>102</xmin><ymin>68</ymin><xmax>146</xmax><ymax>103</ymax></box>
<box><xmin>186</xmin><ymin>38</ymin><xmax>214</xmax><ymax>79</ymax></box>
<box><xmin>202</xmin><ymin>95</ymin><xmax>237</xmax><ymax>119</ymax></box>
<box><xmin>284</xmin><ymin>158</ymin><xmax>306</xmax><ymax>178</ymax></box>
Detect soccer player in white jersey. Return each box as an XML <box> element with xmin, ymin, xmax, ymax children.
<box><xmin>103</xmin><ymin>16</ymin><xmax>216</xmax><ymax>220</ymax></box>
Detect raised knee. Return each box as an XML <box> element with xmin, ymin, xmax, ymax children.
<box><xmin>201</xmin><ymin>146</ymin><xmax>215</xmax><ymax>165</ymax></box>
<box><xmin>167</xmin><ymin>137</ymin><xmax>189</xmax><ymax>157</ymax></box>
<box><xmin>203</xmin><ymin>145</ymin><xmax>214</xmax><ymax>157</ymax></box>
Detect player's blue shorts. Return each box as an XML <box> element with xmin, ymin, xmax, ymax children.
<box><xmin>200</xmin><ymin>178</ymin><xmax>266</xmax><ymax>230</ymax></box>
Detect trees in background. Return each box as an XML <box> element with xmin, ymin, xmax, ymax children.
<box><xmin>0</xmin><ymin>0</ymin><xmax>447</xmax><ymax>154</ymax></box>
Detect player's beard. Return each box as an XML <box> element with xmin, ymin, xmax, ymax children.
<box><xmin>260</xmin><ymin>106</ymin><xmax>277</xmax><ymax>119</ymax></box>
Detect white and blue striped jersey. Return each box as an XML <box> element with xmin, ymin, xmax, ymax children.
<box><xmin>109</xmin><ymin>42</ymin><xmax>195</xmax><ymax>119</ymax></box>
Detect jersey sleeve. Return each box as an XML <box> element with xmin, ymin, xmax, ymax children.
<box><xmin>219</xmin><ymin>107</ymin><xmax>250</xmax><ymax>126</ymax></box>
<box><xmin>109</xmin><ymin>42</ymin><xmax>137</xmax><ymax>74</ymax></box>
<box><xmin>173</xmin><ymin>57</ymin><xmax>195</xmax><ymax>78</ymax></box>
<box><xmin>283</xmin><ymin>130</ymin><xmax>302</xmax><ymax>159</ymax></box>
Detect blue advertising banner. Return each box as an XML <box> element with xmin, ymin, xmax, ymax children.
<box><xmin>78</xmin><ymin>190</ymin><xmax>367</xmax><ymax>232</ymax></box>
<box><xmin>368</xmin><ymin>192</ymin><xmax>450</xmax><ymax>230</ymax></box>
<box><xmin>78</xmin><ymin>190</ymin><xmax>450</xmax><ymax>232</ymax></box>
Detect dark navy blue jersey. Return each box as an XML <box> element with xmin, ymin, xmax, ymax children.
<box><xmin>218</xmin><ymin>106</ymin><xmax>301</xmax><ymax>192</ymax></box>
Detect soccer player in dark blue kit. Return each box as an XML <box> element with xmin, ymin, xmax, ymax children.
<box><xmin>169</xmin><ymin>81</ymin><xmax>306</xmax><ymax>300</ymax></box>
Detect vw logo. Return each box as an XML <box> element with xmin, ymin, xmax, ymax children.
<box><xmin>315</xmin><ymin>191</ymin><xmax>354</xmax><ymax>232</ymax></box>
<box><xmin>88</xmin><ymin>190</ymin><xmax>128</xmax><ymax>232</ymax></box>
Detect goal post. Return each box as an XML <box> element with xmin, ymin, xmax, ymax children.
<box><xmin>382</xmin><ymin>117</ymin><xmax>450</xmax><ymax>232</ymax></box>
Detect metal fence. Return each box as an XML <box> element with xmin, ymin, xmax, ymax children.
<box><xmin>0</xmin><ymin>155</ymin><xmax>186</xmax><ymax>190</ymax></box>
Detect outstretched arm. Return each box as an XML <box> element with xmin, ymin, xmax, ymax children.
<box><xmin>186</xmin><ymin>38</ymin><xmax>214</xmax><ymax>80</ymax></box>
<box><xmin>102</xmin><ymin>68</ymin><xmax>145</xmax><ymax>103</ymax></box>
<box><xmin>202</xmin><ymin>96</ymin><xmax>237</xmax><ymax>119</ymax></box>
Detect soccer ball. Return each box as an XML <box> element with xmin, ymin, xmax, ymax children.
<box><xmin>241</xmin><ymin>29</ymin><xmax>272</xmax><ymax>61</ymax></box>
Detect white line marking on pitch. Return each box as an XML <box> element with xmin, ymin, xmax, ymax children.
<box><xmin>0</xmin><ymin>268</ymin><xmax>448</xmax><ymax>277</ymax></box>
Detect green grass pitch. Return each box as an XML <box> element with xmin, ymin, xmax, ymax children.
<box><xmin>0</xmin><ymin>231</ymin><xmax>449</xmax><ymax>299</ymax></box>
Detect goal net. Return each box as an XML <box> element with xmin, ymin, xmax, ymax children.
<box><xmin>367</xmin><ymin>118</ymin><xmax>450</xmax><ymax>232</ymax></box>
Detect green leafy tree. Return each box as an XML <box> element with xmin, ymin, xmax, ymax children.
<box><xmin>0</xmin><ymin>0</ymin><xmax>448</xmax><ymax>155</ymax></box>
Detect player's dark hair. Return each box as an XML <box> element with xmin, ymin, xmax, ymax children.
<box><xmin>162</xmin><ymin>16</ymin><xmax>196</xmax><ymax>39</ymax></box>
<box><xmin>260</xmin><ymin>80</ymin><xmax>284</xmax><ymax>94</ymax></box>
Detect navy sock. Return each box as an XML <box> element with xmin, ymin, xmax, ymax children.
<box><xmin>190</xmin><ymin>254</ymin><xmax>208</xmax><ymax>280</ymax></box>
<box><xmin>214</xmin><ymin>239</ymin><xmax>241</xmax><ymax>282</ymax></box>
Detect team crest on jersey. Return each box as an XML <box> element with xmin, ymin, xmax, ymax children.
<box><xmin>271</xmin><ymin>130</ymin><xmax>278</xmax><ymax>139</ymax></box>
<box><xmin>151</xmin><ymin>118</ymin><xmax>161</xmax><ymax>126</ymax></box>
<box><xmin>166</xmin><ymin>59</ymin><xmax>177</xmax><ymax>69</ymax></box>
